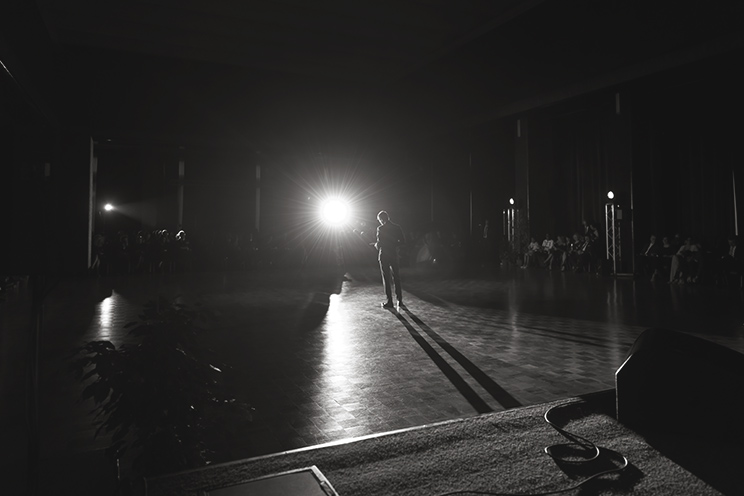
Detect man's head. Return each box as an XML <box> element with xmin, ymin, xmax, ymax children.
<box><xmin>377</xmin><ymin>211</ymin><xmax>389</xmax><ymax>225</ymax></box>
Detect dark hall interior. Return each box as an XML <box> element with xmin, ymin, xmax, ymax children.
<box><xmin>2</xmin><ymin>1</ymin><xmax>744</xmax><ymax>495</ymax></box>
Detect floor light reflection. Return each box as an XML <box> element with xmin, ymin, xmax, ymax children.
<box><xmin>97</xmin><ymin>292</ymin><xmax>115</xmax><ymax>341</ymax></box>
<box><xmin>323</xmin><ymin>293</ymin><xmax>352</xmax><ymax>361</ymax></box>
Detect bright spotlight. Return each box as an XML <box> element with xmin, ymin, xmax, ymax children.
<box><xmin>320</xmin><ymin>198</ymin><xmax>351</xmax><ymax>227</ymax></box>
<box><xmin>607</xmin><ymin>191</ymin><xmax>615</xmax><ymax>200</ymax></box>
<box><xmin>104</xmin><ymin>203</ymin><xmax>114</xmax><ymax>211</ymax></box>
<box><xmin>509</xmin><ymin>198</ymin><xmax>515</xmax><ymax>205</ymax></box>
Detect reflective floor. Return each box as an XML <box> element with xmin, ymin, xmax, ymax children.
<box><xmin>2</xmin><ymin>265</ymin><xmax>743</xmax><ymax>489</ymax></box>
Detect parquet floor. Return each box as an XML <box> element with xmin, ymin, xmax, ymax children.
<box><xmin>2</xmin><ymin>264</ymin><xmax>743</xmax><ymax>493</ymax></box>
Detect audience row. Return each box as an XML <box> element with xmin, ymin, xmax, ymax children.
<box><xmin>87</xmin><ymin>223</ymin><xmax>743</xmax><ymax>292</ymax></box>
<box><xmin>637</xmin><ymin>233</ymin><xmax>742</xmax><ymax>286</ymax></box>
<box><xmin>518</xmin><ymin>226</ymin><xmax>742</xmax><ymax>288</ymax></box>
<box><xmin>521</xmin><ymin>221</ymin><xmax>604</xmax><ymax>273</ymax></box>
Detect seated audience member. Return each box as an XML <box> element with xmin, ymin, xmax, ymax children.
<box><xmin>669</xmin><ymin>236</ymin><xmax>699</xmax><ymax>284</ymax></box>
<box><xmin>556</xmin><ymin>235</ymin><xmax>570</xmax><ymax>271</ymax></box>
<box><xmin>541</xmin><ymin>234</ymin><xmax>554</xmax><ymax>257</ymax></box>
<box><xmin>564</xmin><ymin>234</ymin><xmax>576</xmax><ymax>271</ymax></box>
<box><xmin>695</xmin><ymin>236</ymin><xmax>719</xmax><ymax>284</ymax></box>
<box><xmin>522</xmin><ymin>237</ymin><xmax>541</xmax><ymax>268</ymax></box>
<box><xmin>659</xmin><ymin>236</ymin><xmax>674</xmax><ymax>278</ymax></box>
<box><xmin>116</xmin><ymin>232</ymin><xmax>132</xmax><ymax>274</ymax></box>
<box><xmin>134</xmin><ymin>230</ymin><xmax>146</xmax><ymax>272</ymax></box>
<box><xmin>543</xmin><ymin>234</ymin><xmax>561</xmax><ymax>269</ymax></box>
<box><xmin>91</xmin><ymin>233</ymin><xmax>106</xmax><ymax>275</ymax></box>
<box><xmin>637</xmin><ymin>234</ymin><xmax>661</xmax><ymax>279</ymax></box>
<box><xmin>566</xmin><ymin>233</ymin><xmax>589</xmax><ymax>272</ymax></box>
<box><xmin>157</xmin><ymin>230</ymin><xmax>176</xmax><ymax>273</ymax></box>
<box><xmin>670</xmin><ymin>233</ymin><xmax>682</xmax><ymax>254</ymax></box>
<box><xmin>578</xmin><ymin>233</ymin><xmax>594</xmax><ymax>272</ymax></box>
<box><xmin>582</xmin><ymin>220</ymin><xmax>599</xmax><ymax>242</ymax></box>
<box><xmin>685</xmin><ymin>238</ymin><xmax>704</xmax><ymax>283</ymax></box>
<box><xmin>175</xmin><ymin>229</ymin><xmax>193</xmax><ymax>272</ymax></box>
<box><xmin>716</xmin><ymin>235</ymin><xmax>742</xmax><ymax>286</ymax></box>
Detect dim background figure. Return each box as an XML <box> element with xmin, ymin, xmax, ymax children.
<box><xmin>375</xmin><ymin>210</ymin><xmax>405</xmax><ymax>308</ymax></box>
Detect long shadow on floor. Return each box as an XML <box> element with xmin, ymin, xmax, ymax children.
<box><xmin>387</xmin><ymin>307</ymin><xmax>494</xmax><ymax>414</ymax></box>
<box><xmin>401</xmin><ymin>306</ymin><xmax>523</xmax><ymax>410</ymax></box>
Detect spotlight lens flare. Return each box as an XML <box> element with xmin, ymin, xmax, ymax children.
<box><xmin>104</xmin><ymin>203</ymin><xmax>114</xmax><ymax>211</ymax></box>
<box><xmin>607</xmin><ymin>191</ymin><xmax>615</xmax><ymax>200</ymax></box>
<box><xmin>320</xmin><ymin>198</ymin><xmax>351</xmax><ymax>226</ymax></box>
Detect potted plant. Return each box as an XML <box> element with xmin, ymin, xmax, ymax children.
<box><xmin>71</xmin><ymin>296</ymin><xmax>252</xmax><ymax>492</ymax></box>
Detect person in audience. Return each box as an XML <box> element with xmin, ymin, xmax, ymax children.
<box><xmin>685</xmin><ymin>238</ymin><xmax>704</xmax><ymax>283</ymax></box>
<box><xmin>134</xmin><ymin>230</ymin><xmax>147</xmax><ymax>272</ymax></box>
<box><xmin>554</xmin><ymin>235</ymin><xmax>569</xmax><ymax>271</ymax></box>
<box><xmin>658</xmin><ymin>236</ymin><xmax>674</xmax><ymax>280</ymax></box>
<box><xmin>115</xmin><ymin>231</ymin><xmax>132</xmax><ymax>274</ymax></box>
<box><xmin>566</xmin><ymin>233</ymin><xmax>586</xmax><ymax>272</ymax></box>
<box><xmin>637</xmin><ymin>234</ymin><xmax>661</xmax><ymax>279</ymax></box>
<box><xmin>521</xmin><ymin>237</ymin><xmax>541</xmax><ymax>268</ymax></box>
<box><xmin>582</xmin><ymin>220</ymin><xmax>599</xmax><ymax>244</ymax></box>
<box><xmin>670</xmin><ymin>233</ymin><xmax>682</xmax><ymax>254</ymax></box>
<box><xmin>480</xmin><ymin>219</ymin><xmax>493</xmax><ymax>268</ymax></box>
<box><xmin>542</xmin><ymin>234</ymin><xmax>560</xmax><ymax>269</ymax></box>
<box><xmin>157</xmin><ymin>230</ymin><xmax>175</xmax><ymax>273</ymax></box>
<box><xmin>90</xmin><ymin>233</ymin><xmax>106</xmax><ymax>275</ymax></box>
<box><xmin>540</xmin><ymin>234</ymin><xmax>554</xmax><ymax>267</ymax></box>
<box><xmin>174</xmin><ymin>229</ymin><xmax>192</xmax><ymax>272</ymax></box>
<box><xmin>579</xmin><ymin>233</ymin><xmax>595</xmax><ymax>272</ymax></box>
<box><xmin>583</xmin><ymin>221</ymin><xmax>599</xmax><ymax>263</ymax></box>
<box><xmin>669</xmin><ymin>236</ymin><xmax>699</xmax><ymax>284</ymax></box>
<box><xmin>716</xmin><ymin>235</ymin><xmax>742</xmax><ymax>286</ymax></box>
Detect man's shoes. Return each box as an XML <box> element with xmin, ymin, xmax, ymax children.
<box><xmin>381</xmin><ymin>301</ymin><xmax>395</xmax><ymax>308</ymax></box>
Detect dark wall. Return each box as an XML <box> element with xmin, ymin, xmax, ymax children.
<box><xmin>2</xmin><ymin>0</ymin><xmax>98</xmax><ymax>276</ymax></box>
<box><xmin>468</xmin><ymin>121</ymin><xmax>516</xmax><ymax>241</ymax></box>
<box><xmin>449</xmin><ymin>50</ymin><xmax>743</xmax><ymax>262</ymax></box>
<box><xmin>5</xmin><ymin>0</ymin><xmax>744</xmax><ymax>274</ymax></box>
<box><xmin>528</xmin><ymin>91</ymin><xmax>631</xmax><ymax>240</ymax></box>
<box><xmin>1</xmin><ymin>81</ymin><xmax>49</xmax><ymax>274</ymax></box>
<box><xmin>185</xmin><ymin>148</ymin><xmax>257</xmax><ymax>237</ymax></box>
<box><xmin>95</xmin><ymin>145</ymin><xmax>182</xmax><ymax>233</ymax></box>
<box><xmin>94</xmin><ymin>144</ymin><xmax>259</xmax><ymax>237</ymax></box>
<box><xmin>0</xmin><ymin>79</ymin><xmax>92</xmax><ymax>275</ymax></box>
<box><xmin>631</xmin><ymin>55</ymin><xmax>743</xmax><ymax>250</ymax></box>
<box><xmin>395</xmin><ymin>0</ymin><xmax>744</xmax><ymax>136</ymax></box>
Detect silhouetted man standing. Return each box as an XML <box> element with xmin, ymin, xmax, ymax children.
<box><xmin>375</xmin><ymin>210</ymin><xmax>405</xmax><ymax>308</ymax></box>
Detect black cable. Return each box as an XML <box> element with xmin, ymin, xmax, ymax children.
<box><xmin>437</xmin><ymin>402</ymin><xmax>629</xmax><ymax>496</ymax></box>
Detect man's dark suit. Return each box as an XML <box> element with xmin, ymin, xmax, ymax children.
<box><xmin>376</xmin><ymin>221</ymin><xmax>405</xmax><ymax>304</ymax></box>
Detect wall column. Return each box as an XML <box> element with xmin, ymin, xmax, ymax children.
<box><xmin>514</xmin><ymin>118</ymin><xmax>530</xmax><ymax>251</ymax></box>
<box><xmin>609</xmin><ymin>91</ymin><xmax>635</xmax><ymax>274</ymax></box>
<box><xmin>88</xmin><ymin>140</ymin><xmax>97</xmax><ymax>267</ymax></box>
<box><xmin>177</xmin><ymin>156</ymin><xmax>185</xmax><ymax>228</ymax></box>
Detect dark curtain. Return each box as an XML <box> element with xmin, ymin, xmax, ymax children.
<box><xmin>530</xmin><ymin>95</ymin><xmax>619</xmax><ymax>240</ymax></box>
<box><xmin>528</xmin><ymin>53</ymin><xmax>744</xmax><ymax>257</ymax></box>
<box><xmin>631</xmin><ymin>60</ymin><xmax>743</xmax><ymax>253</ymax></box>
<box><xmin>552</xmin><ymin>105</ymin><xmax>614</xmax><ymax>235</ymax></box>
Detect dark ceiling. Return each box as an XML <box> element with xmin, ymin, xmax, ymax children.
<box><xmin>14</xmin><ymin>0</ymin><xmax>744</xmax><ymax>153</ymax></box>
<box><xmin>37</xmin><ymin>0</ymin><xmax>542</xmax><ymax>84</ymax></box>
